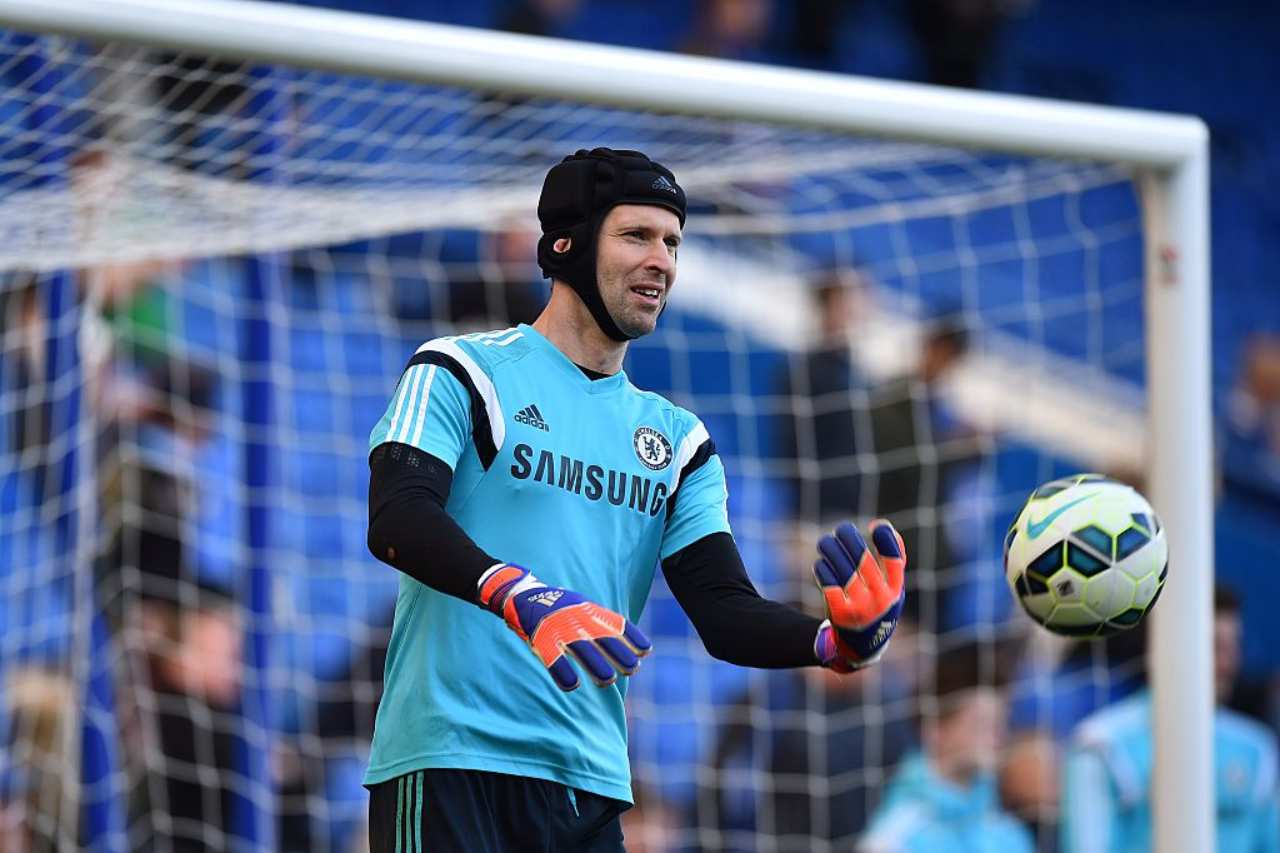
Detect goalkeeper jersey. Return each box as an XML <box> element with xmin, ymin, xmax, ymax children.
<box><xmin>363</xmin><ymin>324</ymin><xmax>731</xmax><ymax>802</ymax></box>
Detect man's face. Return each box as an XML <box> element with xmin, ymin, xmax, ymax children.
<box><xmin>934</xmin><ymin>687</ymin><xmax>1006</xmax><ymax>777</ymax></box>
<box><xmin>595</xmin><ymin>204</ymin><xmax>681</xmax><ymax>339</ymax></box>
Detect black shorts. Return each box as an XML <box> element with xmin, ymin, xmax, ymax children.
<box><xmin>367</xmin><ymin>768</ymin><xmax>628</xmax><ymax>852</ymax></box>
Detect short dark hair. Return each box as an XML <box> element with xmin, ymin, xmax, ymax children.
<box><xmin>809</xmin><ymin>269</ymin><xmax>863</xmax><ymax>308</ymax></box>
<box><xmin>925</xmin><ymin>316</ymin><xmax>970</xmax><ymax>357</ymax></box>
<box><xmin>929</xmin><ymin>639</ymin><xmax>1012</xmax><ymax>720</ymax></box>
<box><xmin>1214</xmin><ymin>584</ymin><xmax>1240</xmax><ymax>616</ymax></box>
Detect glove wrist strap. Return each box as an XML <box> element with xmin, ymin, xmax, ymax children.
<box><xmin>477</xmin><ymin>563</ymin><xmax>542</xmax><ymax>614</ymax></box>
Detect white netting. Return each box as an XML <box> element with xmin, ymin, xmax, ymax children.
<box><xmin>0</xmin><ymin>26</ymin><xmax>1152</xmax><ymax>853</ymax></box>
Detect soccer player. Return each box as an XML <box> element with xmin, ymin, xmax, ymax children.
<box><xmin>363</xmin><ymin>148</ymin><xmax>907</xmax><ymax>852</ymax></box>
<box><xmin>859</xmin><ymin>642</ymin><xmax>1034</xmax><ymax>853</ymax></box>
<box><xmin>1061</xmin><ymin>586</ymin><xmax>1279</xmax><ymax>853</ymax></box>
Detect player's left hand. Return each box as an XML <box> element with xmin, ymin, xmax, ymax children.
<box><xmin>478</xmin><ymin>564</ymin><xmax>652</xmax><ymax>692</ymax></box>
<box><xmin>813</xmin><ymin>520</ymin><xmax>906</xmax><ymax>670</ymax></box>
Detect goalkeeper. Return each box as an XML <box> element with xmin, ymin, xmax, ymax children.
<box><xmin>363</xmin><ymin>147</ymin><xmax>907</xmax><ymax>852</ymax></box>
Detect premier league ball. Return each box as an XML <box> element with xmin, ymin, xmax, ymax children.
<box><xmin>1004</xmin><ymin>474</ymin><xmax>1168</xmax><ymax>636</ymax></box>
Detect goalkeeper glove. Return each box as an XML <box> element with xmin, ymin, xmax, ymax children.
<box><xmin>813</xmin><ymin>520</ymin><xmax>906</xmax><ymax>670</ymax></box>
<box><xmin>477</xmin><ymin>564</ymin><xmax>652</xmax><ymax>692</ymax></box>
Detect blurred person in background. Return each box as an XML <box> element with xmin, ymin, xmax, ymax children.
<box><xmin>446</xmin><ymin>220</ymin><xmax>548</xmax><ymax>331</ymax></box>
<box><xmin>695</xmin><ymin>645</ymin><xmax>916</xmax><ymax>851</ymax></box>
<box><xmin>681</xmin><ymin>0</ymin><xmax>774</xmax><ymax>62</ymax></box>
<box><xmin>498</xmin><ymin>0</ymin><xmax>582</xmax><ymax>38</ymax></box>
<box><xmin>130</xmin><ymin>576</ymin><xmax>243</xmax><ymax>853</ymax></box>
<box><xmin>104</xmin><ymin>467</ymin><xmax>245</xmax><ymax>853</ymax></box>
<box><xmin>775</xmin><ymin>269</ymin><xmax>873</xmax><ymax>526</ymax></box>
<box><xmin>0</xmin><ymin>668</ymin><xmax>75</xmax><ymax>853</ymax></box>
<box><xmin>905</xmin><ymin>0</ymin><xmax>1012</xmax><ymax>89</ymax></box>
<box><xmin>1001</xmin><ymin>623</ymin><xmax>1148</xmax><ymax>852</ymax></box>
<box><xmin>0</xmin><ymin>275</ymin><xmax>53</xmax><ymax>495</ymax></box>
<box><xmin>1061</xmin><ymin>585</ymin><xmax>1279</xmax><ymax>853</ymax></box>
<box><xmin>859</xmin><ymin>640</ymin><xmax>1034</xmax><ymax>853</ymax></box>
<box><xmin>862</xmin><ymin>316</ymin><xmax>977</xmax><ymax>637</ymax></box>
<box><xmin>1223</xmin><ymin>334</ymin><xmax>1280</xmax><ymax>497</ymax></box>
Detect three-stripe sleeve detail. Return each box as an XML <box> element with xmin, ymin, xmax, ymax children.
<box><xmin>387</xmin><ymin>364</ymin><xmax>438</xmax><ymax>446</ymax></box>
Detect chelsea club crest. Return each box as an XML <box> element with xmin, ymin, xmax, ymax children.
<box><xmin>633</xmin><ymin>427</ymin><xmax>673</xmax><ymax>471</ymax></box>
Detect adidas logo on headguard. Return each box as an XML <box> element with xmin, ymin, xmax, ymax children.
<box><xmin>515</xmin><ymin>404</ymin><xmax>550</xmax><ymax>431</ymax></box>
<box><xmin>650</xmin><ymin>175</ymin><xmax>677</xmax><ymax>195</ymax></box>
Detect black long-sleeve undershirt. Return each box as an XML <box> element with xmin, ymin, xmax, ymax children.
<box><xmin>366</xmin><ymin>442</ymin><xmax>822</xmax><ymax>668</ymax></box>
<box><xmin>659</xmin><ymin>531</ymin><xmax>822</xmax><ymax>668</ymax></box>
<box><xmin>366</xmin><ymin>442</ymin><xmax>498</xmax><ymax>602</ymax></box>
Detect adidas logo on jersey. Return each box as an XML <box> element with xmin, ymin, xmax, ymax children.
<box><xmin>651</xmin><ymin>175</ymin><xmax>678</xmax><ymax>194</ymax></box>
<box><xmin>515</xmin><ymin>404</ymin><xmax>550</xmax><ymax>431</ymax></box>
<box><xmin>528</xmin><ymin>590</ymin><xmax>564</xmax><ymax>608</ymax></box>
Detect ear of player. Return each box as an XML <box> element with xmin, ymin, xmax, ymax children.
<box><xmin>812</xmin><ymin>520</ymin><xmax>906</xmax><ymax>670</ymax></box>
<box><xmin>478</xmin><ymin>564</ymin><xmax>652</xmax><ymax>692</ymax></box>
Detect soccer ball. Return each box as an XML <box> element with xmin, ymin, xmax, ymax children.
<box><xmin>1003</xmin><ymin>474</ymin><xmax>1167</xmax><ymax>636</ymax></box>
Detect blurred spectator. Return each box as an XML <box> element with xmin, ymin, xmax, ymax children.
<box><xmin>1223</xmin><ymin>334</ymin><xmax>1280</xmax><ymax>498</ymax></box>
<box><xmin>113</xmin><ymin>528</ymin><xmax>243</xmax><ymax>851</ymax></box>
<box><xmin>695</xmin><ymin>655</ymin><xmax>916</xmax><ymax>850</ymax></box>
<box><xmin>681</xmin><ymin>0</ymin><xmax>774</xmax><ymax>62</ymax></box>
<box><xmin>1060</xmin><ymin>586</ymin><xmax>1280</xmax><ymax>853</ymax></box>
<box><xmin>775</xmin><ymin>269</ymin><xmax>872</xmax><ymax>524</ymax></box>
<box><xmin>1000</xmin><ymin>731</ymin><xmax>1061</xmax><ymax>853</ymax></box>
<box><xmin>0</xmin><ymin>275</ymin><xmax>51</xmax><ymax>487</ymax></box>
<box><xmin>863</xmin><ymin>315</ymin><xmax>980</xmax><ymax>634</ymax></box>
<box><xmin>904</xmin><ymin>0</ymin><xmax>1012</xmax><ymax>88</ymax></box>
<box><xmin>783</xmin><ymin>0</ymin><xmax>852</xmax><ymax>68</ymax></box>
<box><xmin>775</xmin><ymin>278</ymin><xmax>985</xmax><ymax>637</ymax></box>
<box><xmin>0</xmin><ymin>668</ymin><xmax>75</xmax><ymax>852</ymax></box>
<box><xmin>859</xmin><ymin>640</ymin><xmax>1034</xmax><ymax>853</ymax></box>
<box><xmin>1002</xmin><ymin>616</ymin><xmax>1147</xmax><ymax>849</ymax></box>
<box><xmin>446</xmin><ymin>220</ymin><xmax>547</xmax><ymax>330</ymax></box>
<box><xmin>498</xmin><ymin>0</ymin><xmax>583</xmax><ymax>38</ymax></box>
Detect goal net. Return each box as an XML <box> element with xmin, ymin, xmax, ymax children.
<box><xmin>0</xmin><ymin>6</ymin><xmax>1207</xmax><ymax>853</ymax></box>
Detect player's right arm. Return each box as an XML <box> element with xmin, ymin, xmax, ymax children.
<box><xmin>366</xmin><ymin>347</ymin><xmax>649</xmax><ymax>691</ymax></box>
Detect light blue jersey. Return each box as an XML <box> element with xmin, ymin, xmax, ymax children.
<box><xmin>860</xmin><ymin>751</ymin><xmax>1036</xmax><ymax>853</ymax></box>
<box><xmin>1063</xmin><ymin>690</ymin><xmax>1280</xmax><ymax>853</ymax></box>
<box><xmin>363</xmin><ymin>324</ymin><xmax>731</xmax><ymax>802</ymax></box>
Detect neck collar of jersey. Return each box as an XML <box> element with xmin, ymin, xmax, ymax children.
<box><xmin>518</xmin><ymin>323</ymin><xmax>629</xmax><ymax>395</ymax></box>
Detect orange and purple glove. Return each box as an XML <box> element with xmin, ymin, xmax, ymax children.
<box><xmin>813</xmin><ymin>520</ymin><xmax>907</xmax><ymax>671</ymax></box>
<box><xmin>478</xmin><ymin>564</ymin><xmax>652</xmax><ymax>692</ymax></box>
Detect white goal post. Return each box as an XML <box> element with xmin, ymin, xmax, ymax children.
<box><xmin>0</xmin><ymin>0</ymin><xmax>1213</xmax><ymax>850</ymax></box>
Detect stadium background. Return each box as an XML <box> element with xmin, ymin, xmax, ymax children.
<box><xmin>0</xmin><ymin>0</ymin><xmax>1275</xmax><ymax>851</ymax></box>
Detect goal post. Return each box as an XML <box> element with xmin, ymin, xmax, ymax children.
<box><xmin>0</xmin><ymin>0</ymin><xmax>1212</xmax><ymax>850</ymax></box>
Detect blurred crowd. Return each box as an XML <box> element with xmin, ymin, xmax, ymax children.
<box><xmin>1</xmin><ymin>0</ymin><xmax>1279</xmax><ymax>851</ymax></box>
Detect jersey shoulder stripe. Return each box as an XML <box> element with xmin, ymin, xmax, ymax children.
<box><xmin>666</xmin><ymin>423</ymin><xmax>717</xmax><ymax>520</ymax></box>
<box><xmin>405</xmin><ymin>337</ymin><xmax>507</xmax><ymax>469</ymax></box>
<box><xmin>446</xmin><ymin>327</ymin><xmax>534</xmax><ymax>369</ymax></box>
